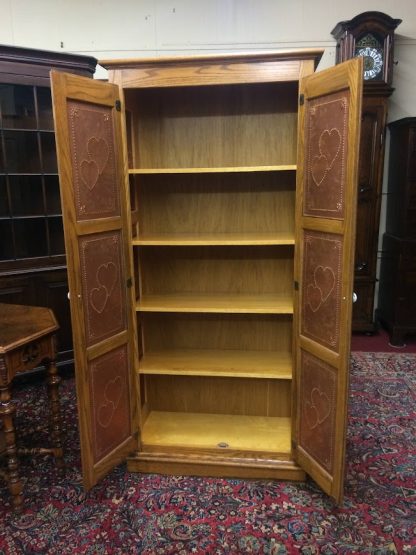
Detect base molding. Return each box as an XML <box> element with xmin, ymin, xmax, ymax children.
<box><xmin>127</xmin><ymin>451</ymin><xmax>306</xmax><ymax>481</ymax></box>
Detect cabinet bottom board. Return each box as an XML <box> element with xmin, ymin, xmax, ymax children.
<box><xmin>141</xmin><ymin>410</ymin><xmax>292</xmax><ymax>454</ymax></box>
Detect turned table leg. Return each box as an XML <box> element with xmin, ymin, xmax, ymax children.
<box><xmin>0</xmin><ymin>375</ymin><xmax>23</xmax><ymax>512</ymax></box>
<box><xmin>45</xmin><ymin>343</ymin><xmax>64</xmax><ymax>469</ymax></box>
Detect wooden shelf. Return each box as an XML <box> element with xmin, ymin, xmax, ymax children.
<box><xmin>133</xmin><ymin>232</ymin><xmax>295</xmax><ymax>246</ymax></box>
<box><xmin>136</xmin><ymin>293</ymin><xmax>293</xmax><ymax>314</ymax></box>
<box><xmin>129</xmin><ymin>165</ymin><xmax>296</xmax><ymax>175</ymax></box>
<box><xmin>139</xmin><ymin>349</ymin><xmax>292</xmax><ymax>379</ymax></box>
<box><xmin>142</xmin><ymin>411</ymin><xmax>292</xmax><ymax>454</ymax></box>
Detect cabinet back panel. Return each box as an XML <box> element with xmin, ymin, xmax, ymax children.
<box><xmin>135</xmin><ymin>172</ymin><xmax>295</xmax><ymax>235</ymax></box>
<box><xmin>144</xmin><ymin>374</ymin><xmax>291</xmax><ymax>417</ymax></box>
<box><xmin>140</xmin><ymin>313</ymin><xmax>291</xmax><ymax>352</ymax></box>
<box><xmin>139</xmin><ymin>246</ymin><xmax>293</xmax><ymax>295</ymax></box>
<box><xmin>125</xmin><ymin>82</ymin><xmax>298</xmax><ymax>168</ymax></box>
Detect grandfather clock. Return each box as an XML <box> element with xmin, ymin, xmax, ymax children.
<box><xmin>331</xmin><ymin>12</ymin><xmax>401</xmax><ymax>332</ymax></box>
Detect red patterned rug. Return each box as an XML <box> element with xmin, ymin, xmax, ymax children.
<box><xmin>1</xmin><ymin>353</ymin><xmax>415</xmax><ymax>554</ymax></box>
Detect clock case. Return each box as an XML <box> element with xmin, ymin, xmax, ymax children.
<box><xmin>331</xmin><ymin>12</ymin><xmax>401</xmax><ymax>333</ymax></box>
<box><xmin>331</xmin><ymin>11</ymin><xmax>401</xmax><ymax>95</ymax></box>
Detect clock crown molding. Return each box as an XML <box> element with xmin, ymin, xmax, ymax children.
<box><xmin>331</xmin><ymin>11</ymin><xmax>402</xmax><ymax>40</ymax></box>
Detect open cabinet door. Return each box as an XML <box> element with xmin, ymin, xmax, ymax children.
<box><xmin>294</xmin><ymin>58</ymin><xmax>363</xmax><ymax>503</ymax></box>
<box><xmin>51</xmin><ymin>71</ymin><xmax>139</xmax><ymax>488</ymax></box>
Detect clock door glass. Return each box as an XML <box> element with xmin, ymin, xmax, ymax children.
<box><xmin>354</xmin><ymin>33</ymin><xmax>384</xmax><ymax>80</ymax></box>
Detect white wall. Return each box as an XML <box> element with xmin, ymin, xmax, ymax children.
<box><xmin>0</xmin><ymin>0</ymin><xmax>414</xmax><ymax>117</ymax></box>
<box><xmin>1</xmin><ymin>0</ymin><xmax>415</xmax><ymax>313</ymax></box>
<box><xmin>1</xmin><ymin>0</ymin><xmax>414</xmax><ymax>112</ymax></box>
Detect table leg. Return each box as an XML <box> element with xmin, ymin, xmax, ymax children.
<box><xmin>45</xmin><ymin>340</ymin><xmax>64</xmax><ymax>468</ymax></box>
<box><xmin>0</xmin><ymin>369</ymin><xmax>23</xmax><ymax>512</ymax></box>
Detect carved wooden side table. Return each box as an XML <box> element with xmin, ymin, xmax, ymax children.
<box><xmin>0</xmin><ymin>303</ymin><xmax>64</xmax><ymax>511</ymax></box>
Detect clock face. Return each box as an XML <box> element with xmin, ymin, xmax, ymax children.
<box><xmin>355</xmin><ymin>46</ymin><xmax>384</xmax><ymax>80</ymax></box>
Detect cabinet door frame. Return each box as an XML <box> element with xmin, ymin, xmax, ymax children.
<box><xmin>293</xmin><ymin>58</ymin><xmax>363</xmax><ymax>503</ymax></box>
<box><xmin>51</xmin><ymin>71</ymin><xmax>140</xmax><ymax>488</ymax></box>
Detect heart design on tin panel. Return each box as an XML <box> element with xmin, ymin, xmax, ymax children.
<box><xmin>80</xmin><ymin>159</ymin><xmax>99</xmax><ymax>190</ymax></box>
<box><xmin>97</xmin><ymin>375</ymin><xmax>124</xmax><ymax>428</ymax></box>
<box><xmin>311</xmin><ymin>127</ymin><xmax>342</xmax><ymax>186</ymax></box>
<box><xmin>87</xmin><ymin>137</ymin><xmax>110</xmax><ymax>175</ymax></box>
<box><xmin>90</xmin><ymin>285</ymin><xmax>108</xmax><ymax>314</ymax></box>
<box><xmin>314</xmin><ymin>265</ymin><xmax>335</xmax><ymax>303</ymax></box>
<box><xmin>304</xmin><ymin>387</ymin><xmax>331</xmax><ymax>430</ymax></box>
<box><xmin>311</xmin><ymin>154</ymin><xmax>329</xmax><ymax>187</ymax></box>
<box><xmin>306</xmin><ymin>283</ymin><xmax>323</xmax><ymax>313</ymax></box>
<box><xmin>304</xmin><ymin>401</ymin><xmax>319</xmax><ymax>430</ymax></box>
<box><xmin>89</xmin><ymin>262</ymin><xmax>118</xmax><ymax>314</ymax></box>
<box><xmin>311</xmin><ymin>387</ymin><xmax>331</xmax><ymax>424</ymax></box>
<box><xmin>319</xmin><ymin>128</ymin><xmax>342</xmax><ymax>170</ymax></box>
<box><xmin>306</xmin><ymin>265</ymin><xmax>336</xmax><ymax>313</ymax></box>
<box><xmin>97</xmin><ymin>262</ymin><xmax>118</xmax><ymax>299</ymax></box>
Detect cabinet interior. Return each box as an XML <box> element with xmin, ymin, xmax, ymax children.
<box><xmin>125</xmin><ymin>78</ymin><xmax>299</xmax><ymax>458</ymax></box>
<box><xmin>124</xmin><ymin>82</ymin><xmax>298</xmax><ymax>169</ymax></box>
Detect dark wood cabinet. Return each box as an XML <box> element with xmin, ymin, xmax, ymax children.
<box><xmin>384</xmin><ymin>119</ymin><xmax>416</xmax><ymax>238</ymax></box>
<box><xmin>377</xmin><ymin>118</ymin><xmax>416</xmax><ymax>345</ymax></box>
<box><xmin>0</xmin><ymin>45</ymin><xmax>96</xmax><ymax>368</ymax></box>
<box><xmin>352</xmin><ymin>96</ymin><xmax>387</xmax><ymax>331</ymax></box>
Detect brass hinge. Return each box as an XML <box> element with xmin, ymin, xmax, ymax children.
<box><xmin>126</xmin><ymin>277</ymin><xmax>133</xmax><ymax>288</ymax></box>
<box><xmin>294</xmin><ymin>281</ymin><xmax>299</xmax><ymax>291</ymax></box>
<box><xmin>115</xmin><ymin>99</ymin><xmax>121</xmax><ymax>111</ymax></box>
<box><xmin>299</xmin><ymin>94</ymin><xmax>305</xmax><ymax>106</ymax></box>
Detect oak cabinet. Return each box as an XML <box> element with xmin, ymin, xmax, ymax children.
<box><xmin>51</xmin><ymin>51</ymin><xmax>362</xmax><ymax>503</ymax></box>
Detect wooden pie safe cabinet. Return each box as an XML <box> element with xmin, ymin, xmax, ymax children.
<box><xmin>51</xmin><ymin>51</ymin><xmax>362</xmax><ymax>503</ymax></box>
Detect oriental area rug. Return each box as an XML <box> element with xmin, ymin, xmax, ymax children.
<box><xmin>0</xmin><ymin>352</ymin><xmax>415</xmax><ymax>554</ymax></box>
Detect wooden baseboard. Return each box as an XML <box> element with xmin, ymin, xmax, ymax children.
<box><xmin>127</xmin><ymin>451</ymin><xmax>306</xmax><ymax>481</ymax></box>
